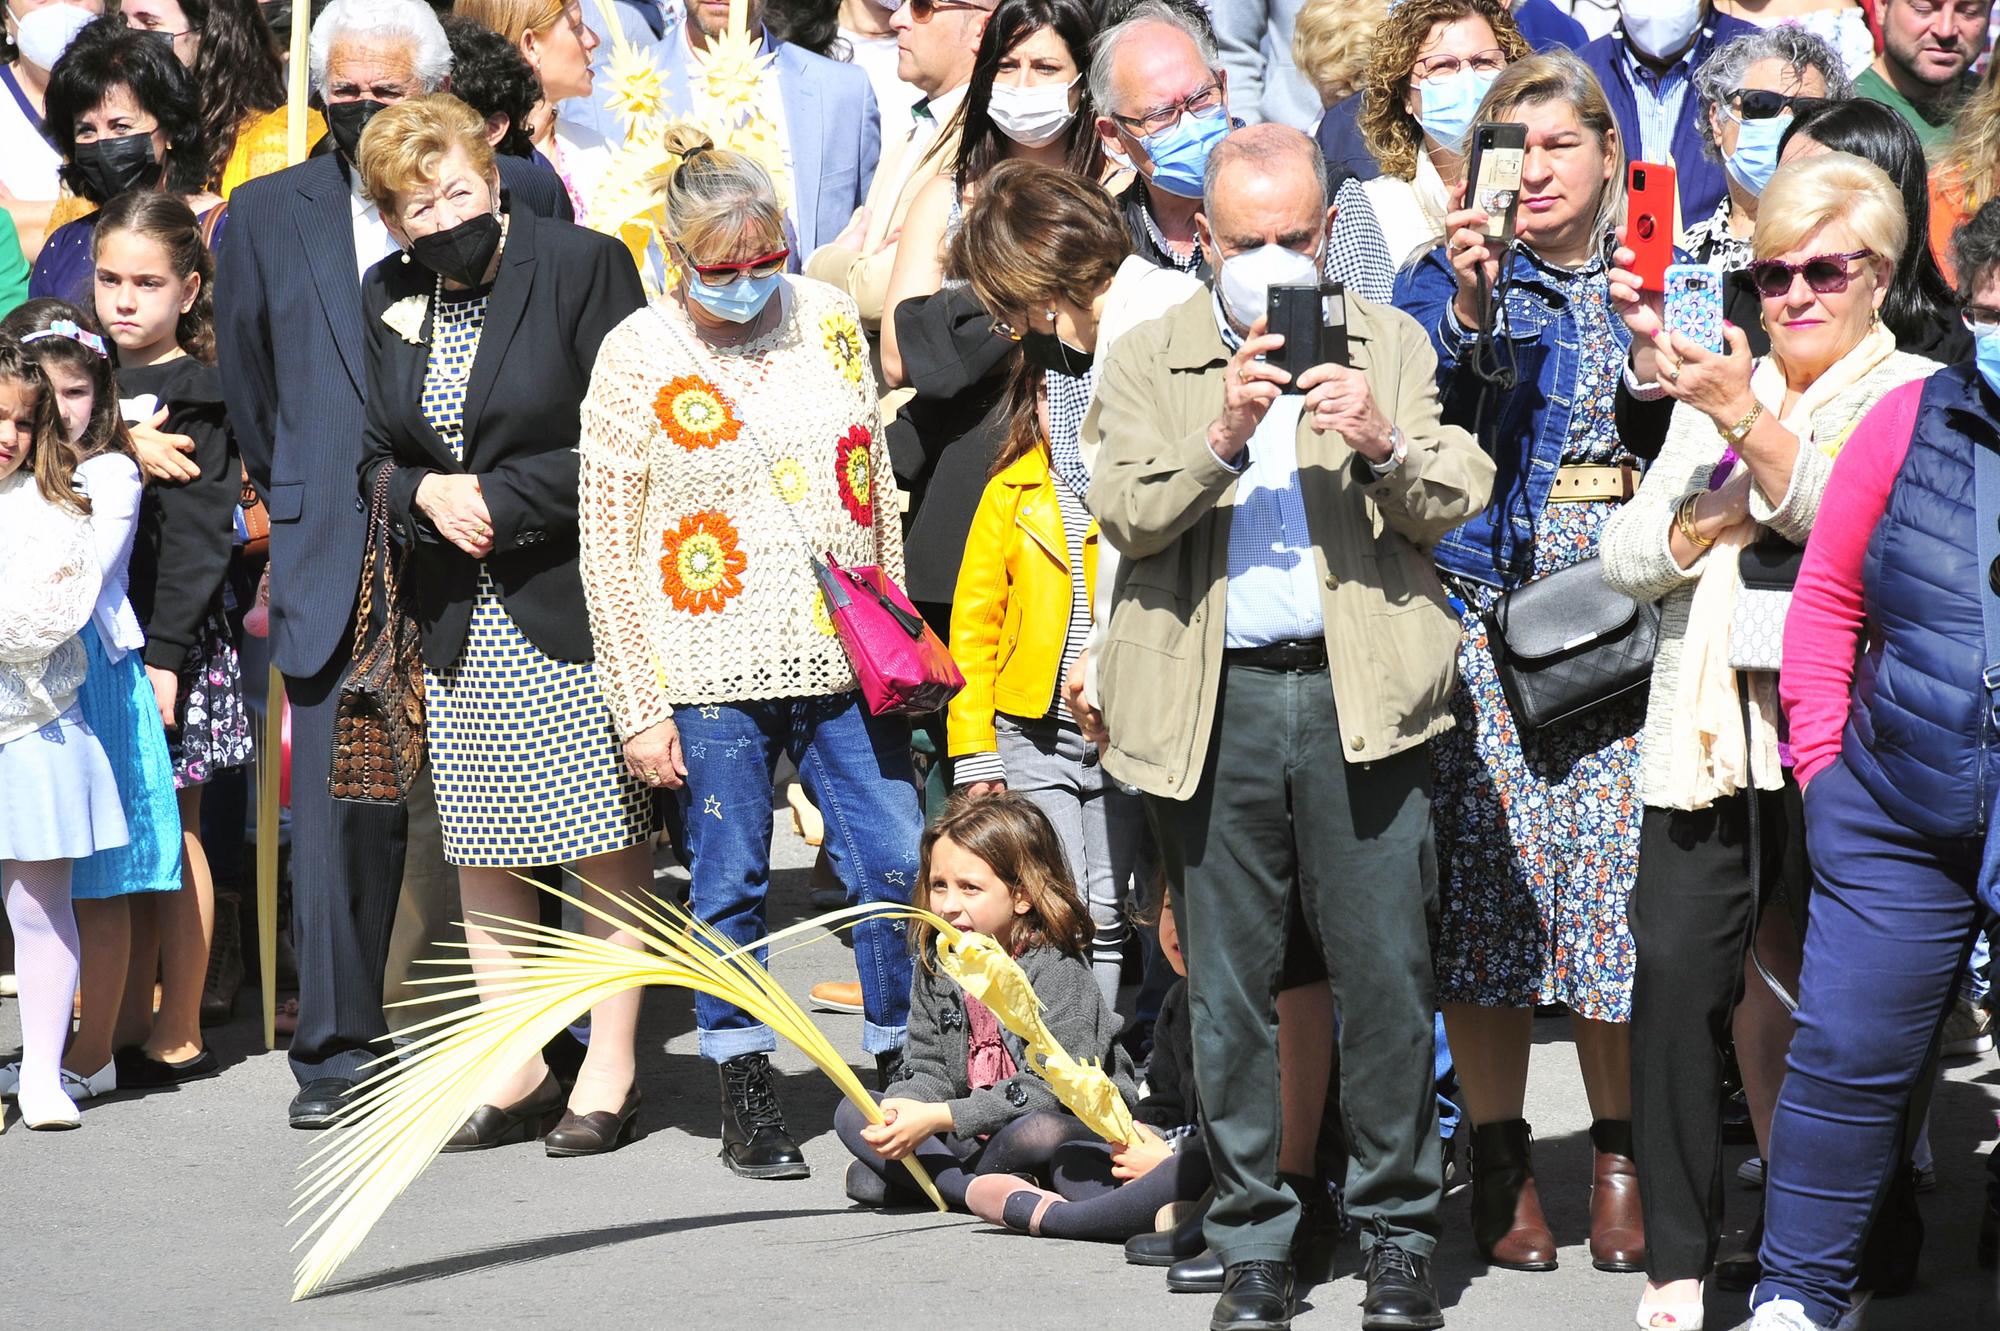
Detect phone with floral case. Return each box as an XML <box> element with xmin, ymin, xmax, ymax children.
<box><xmin>1665</xmin><ymin>263</ymin><xmax>1725</xmax><ymax>355</ymax></box>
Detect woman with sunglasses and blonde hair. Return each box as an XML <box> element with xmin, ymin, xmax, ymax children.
<box><xmin>1600</xmin><ymin>150</ymin><xmax>1938</xmax><ymax>1331</ymax></box>
<box><xmin>454</xmin><ymin>0</ymin><xmax>607</xmax><ymax>219</ymax></box>
<box><xmin>577</xmin><ymin>125</ymin><xmax>923</xmax><ymax>1182</ymax></box>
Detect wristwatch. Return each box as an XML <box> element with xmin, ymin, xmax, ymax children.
<box><xmin>1717</xmin><ymin>400</ymin><xmax>1764</xmax><ymax>447</ymax></box>
<box><xmin>1369</xmin><ymin>426</ymin><xmax>1409</xmax><ymax>476</ymax></box>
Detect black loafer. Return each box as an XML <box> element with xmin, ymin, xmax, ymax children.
<box><xmin>1211</xmin><ymin>1260</ymin><xmax>1293</xmax><ymax>1331</ymax></box>
<box><xmin>289</xmin><ymin>1077</ymin><xmax>359</xmax><ymax>1130</ymax></box>
<box><xmin>545</xmin><ymin>1089</ymin><xmax>642</xmax><ymax>1157</ymax></box>
<box><xmin>1360</xmin><ymin>1235</ymin><xmax>1444</xmax><ymax>1331</ymax></box>
<box><xmin>1128</xmin><ymin>1187</ymin><xmax>1214</xmax><ymax>1267</ymax></box>
<box><xmin>442</xmin><ymin>1072</ymin><xmax>564</xmax><ymax>1152</ymax></box>
<box><xmin>1168</xmin><ymin>1247</ymin><xmax>1226</xmax><ymax>1293</ymax></box>
<box><xmin>115</xmin><ymin>1045</ymin><xmax>220</xmax><ymax>1088</ymax></box>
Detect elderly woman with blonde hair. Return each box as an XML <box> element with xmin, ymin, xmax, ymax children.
<box><xmin>576</xmin><ymin>127</ymin><xmax>921</xmax><ymax>1183</ymax></box>
<box><xmin>354</xmin><ymin>92</ymin><xmax>653</xmax><ymax>1158</ymax></box>
<box><xmin>1601</xmin><ymin>150</ymin><xmax>1939</xmax><ymax>1331</ymax></box>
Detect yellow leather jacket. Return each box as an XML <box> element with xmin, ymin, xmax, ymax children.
<box><xmin>946</xmin><ymin>445</ymin><xmax>1098</xmax><ymax>759</ymax></box>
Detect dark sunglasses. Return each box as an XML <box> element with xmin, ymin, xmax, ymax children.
<box><xmin>676</xmin><ymin>245</ymin><xmax>790</xmax><ymax>283</ymax></box>
<box><xmin>1744</xmin><ymin>249</ymin><xmax>1873</xmax><ymax>300</ymax></box>
<box><xmin>898</xmin><ymin>0</ymin><xmax>989</xmax><ymax>19</ymax></box>
<box><xmin>1730</xmin><ymin>89</ymin><xmax>1831</xmax><ymax>121</ymax></box>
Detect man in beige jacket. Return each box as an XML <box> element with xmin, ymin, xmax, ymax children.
<box><xmin>803</xmin><ymin>0</ymin><xmax>991</xmax><ymax>329</ymax></box>
<box><xmin>1089</xmin><ymin>125</ymin><xmax>1493</xmax><ymax>1331</ymax></box>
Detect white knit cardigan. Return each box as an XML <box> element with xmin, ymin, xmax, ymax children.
<box><xmin>0</xmin><ymin>469</ymin><xmax>101</xmax><ymax>745</ymax></box>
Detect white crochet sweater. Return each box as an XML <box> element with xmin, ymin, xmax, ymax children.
<box><xmin>579</xmin><ymin>278</ymin><xmax>904</xmax><ymax>740</ymax></box>
<box><xmin>0</xmin><ymin>469</ymin><xmax>101</xmax><ymax>745</ymax></box>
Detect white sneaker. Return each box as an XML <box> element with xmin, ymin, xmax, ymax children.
<box><xmin>1749</xmin><ymin>1299</ymin><xmax>1830</xmax><ymax>1331</ymax></box>
<box><xmin>1940</xmin><ymin>998</ymin><xmax>1994</xmax><ymax>1058</ymax></box>
<box><xmin>1739</xmin><ymin>1156</ymin><xmax>1765</xmax><ymax>1187</ymax></box>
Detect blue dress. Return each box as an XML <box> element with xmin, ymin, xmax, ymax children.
<box><xmin>70</xmin><ymin>623</ymin><xmax>183</xmax><ymax>899</ymax></box>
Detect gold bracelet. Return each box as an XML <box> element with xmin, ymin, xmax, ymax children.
<box><xmin>1676</xmin><ymin>492</ymin><xmax>1716</xmax><ymax>550</ymax></box>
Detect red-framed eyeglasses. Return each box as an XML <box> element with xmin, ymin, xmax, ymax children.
<box><xmin>677</xmin><ymin>245</ymin><xmax>791</xmax><ymax>284</ymax></box>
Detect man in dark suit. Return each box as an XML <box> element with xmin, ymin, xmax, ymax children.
<box><xmin>215</xmin><ymin>0</ymin><xmax>575</xmax><ymax>1128</ymax></box>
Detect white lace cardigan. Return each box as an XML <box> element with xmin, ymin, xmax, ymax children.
<box><xmin>578</xmin><ymin>279</ymin><xmax>904</xmax><ymax>740</ymax></box>
<box><xmin>0</xmin><ymin>468</ymin><xmax>101</xmax><ymax>745</ymax></box>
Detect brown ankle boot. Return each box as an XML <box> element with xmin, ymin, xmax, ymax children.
<box><xmin>1588</xmin><ymin>1118</ymin><xmax>1646</xmax><ymax>1272</ymax></box>
<box><xmin>1470</xmin><ymin>1118</ymin><xmax>1558</xmax><ymax>1271</ymax></box>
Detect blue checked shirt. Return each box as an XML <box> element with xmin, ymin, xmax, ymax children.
<box><xmin>1619</xmin><ymin>39</ymin><xmax>1694</xmax><ymax>169</ymax></box>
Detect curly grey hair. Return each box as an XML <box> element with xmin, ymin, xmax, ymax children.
<box><xmin>1692</xmin><ymin>25</ymin><xmax>1852</xmax><ymax>161</ymax></box>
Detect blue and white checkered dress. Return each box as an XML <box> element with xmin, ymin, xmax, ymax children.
<box><xmin>419</xmin><ymin>289</ymin><xmax>652</xmax><ymax>867</ymax></box>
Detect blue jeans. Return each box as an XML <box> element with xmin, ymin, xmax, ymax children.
<box><xmin>1755</xmin><ymin>756</ymin><xmax>1985</xmax><ymax>1327</ymax></box>
<box><xmin>676</xmin><ymin>692</ymin><xmax>920</xmax><ymax>1061</ymax></box>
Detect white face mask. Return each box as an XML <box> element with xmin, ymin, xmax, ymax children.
<box><xmin>1216</xmin><ymin>242</ymin><xmax>1321</xmax><ymax>331</ymax></box>
<box><xmin>1621</xmin><ymin>0</ymin><xmax>1704</xmax><ymax>62</ymax></box>
<box><xmin>8</xmin><ymin>1</ymin><xmax>95</xmax><ymax>72</ymax></box>
<box><xmin>988</xmin><ymin>75</ymin><xmax>1079</xmax><ymax>149</ymax></box>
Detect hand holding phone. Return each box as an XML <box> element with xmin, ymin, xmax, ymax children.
<box><xmin>1664</xmin><ymin>263</ymin><xmax>1724</xmax><ymax>355</ymax></box>
<box><xmin>1264</xmin><ymin>281</ymin><xmax>1349</xmax><ymax>393</ymax></box>
<box><xmin>1625</xmin><ymin>161</ymin><xmax>1677</xmax><ymax>293</ymax></box>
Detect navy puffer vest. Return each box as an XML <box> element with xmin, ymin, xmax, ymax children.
<box><xmin>1842</xmin><ymin>364</ymin><xmax>2000</xmax><ymax>840</ymax></box>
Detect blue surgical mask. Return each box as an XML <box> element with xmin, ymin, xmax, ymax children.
<box><xmin>1977</xmin><ymin>330</ymin><xmax>2000</xmax><ymax>399</ymax></box>
<box><xmin>686</xmin><ymin>268</ymin><xmax>782</xmax><ymax>323</ymax></box>
<box><xmin>1418</xmin><ymin>68</ymin><xmax>1498</xmax><ymax>151</ymax></box>
<box><xmin>1141</xmin><ymin>108</ymin><xmax>1233</xmax><ymax>199</ymax></box>
<box><xmin>1723</xmin><ymin>111</ymin><xmax>1788</xmax><ymax>199</ymax></box>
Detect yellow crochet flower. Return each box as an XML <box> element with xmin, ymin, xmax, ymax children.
<box><xmin>811</xmin><ymin>587</ymin><xmax>838</xmax><ymax>637</ymax></box>
<box><xmin>771</xmin><ymin>456</ymin><xmax>809</xmax><ymax>504</ymax></box>
<box><xmin>821</xmin><ymin>309</ymin><xmax>866</xmax><ymax>386</ymax></box>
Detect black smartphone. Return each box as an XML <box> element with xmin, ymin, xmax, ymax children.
<box><xmin>1265</xmin><ymin>281</ymin><xmax>1349</xmax><ymax>392</ymax></box>
<box><xmin>1464</xmin><ymin>120</ymin><xmax>1527</xmax><ymax>249</ymax></box>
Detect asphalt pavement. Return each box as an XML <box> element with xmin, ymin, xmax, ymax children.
<box><xmin>2</xmin><ymin>815</ymin><xmax>1996</xmax><ymax>1331</ymax></box>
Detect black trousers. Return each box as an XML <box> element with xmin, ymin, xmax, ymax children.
<box><xmin>1628</xmin><ymin>782</ymin><xmax>1805</xmax><ymax>1280</ymax></box>
<box><xmin>1149</xmin><ymin>661</ymin><xmax>1441</xmax><ymax>1265</ymax></box>
<box><xmin>284</xmin><ymin>653</ymin><xmax>410</xmax><ymax>1084</ymax></box>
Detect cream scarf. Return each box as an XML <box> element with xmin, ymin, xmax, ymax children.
<box><xmin>1662</xmin><ymin>320</ymin><xmax>1898</xmax><ymax>811</ymax></box>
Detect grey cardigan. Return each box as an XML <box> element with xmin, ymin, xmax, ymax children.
<box><xmin>887</xmin><ymin>944</ymin><xmax>1139</xmax><ymax>1139</ymax></box>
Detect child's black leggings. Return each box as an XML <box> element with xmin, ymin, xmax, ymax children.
<box><xmin>1022</xmin><ymin>1134</ymin><xmax>1212</xmax><ymax>1242</ymax></box>
<box><xmin>834</xmin><ymin>1097</ymin><xmax>1096</xmax><ymax>1210</ymax></box>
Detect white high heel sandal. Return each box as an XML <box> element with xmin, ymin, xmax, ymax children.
<box><xmin>1636</xmin><ymin>1281</ymin><xmax>1705</xmax><ymax>1330</ymax></box>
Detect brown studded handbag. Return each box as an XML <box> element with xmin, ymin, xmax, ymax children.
<box><xmin>329</xmin><ymin>468</ymin><xmax>426</xmax><ymax>803</ymax></box>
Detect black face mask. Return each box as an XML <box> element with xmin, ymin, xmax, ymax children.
<box><xmin>72</xmin><ymin>132</ymin><xmax>161</xmax><ymax>202</ymax></box>
<box><xmin>1021</xmin><ymin>328</ymin><xmax>1094</xmax><ymax>376</ymax></box>
<box><xmin>326</xmin><ymin>97</ymin><xmax>389</xmax><ymax>162</ymax></box>
<box><xmin>410</xmin><ymin>211</ymin><xmax>504</xmax><ymax>288</ymax></box>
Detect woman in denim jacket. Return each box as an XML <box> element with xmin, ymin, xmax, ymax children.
<box><xmin>1392</xmin><ymin>50</ymin><xmax>1646</xmax><ymax>1277</ymax></box>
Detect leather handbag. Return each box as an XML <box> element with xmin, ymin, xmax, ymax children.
<box><xmin>329</xmin><ymin>469</ymin><xmax>426</xmax><ymax>803</ymax></box>
<box><xmin>1483</xmin><ymin>556</ymin><xmax>1661</xmax><ymax>731</ymax></box>
<box><xmin>237</xmin><ymin>462</ymin><xmax>270</xmax><ymax>559</ymax></box>
<box><xmin>812</xmin><ymin>552</ymin><xmax>964</xmax><ymax>716</ymax></box>
<box><xmin>1728</xmin><ymin>530</ymin><xmax>1804</xmax><ymax>672</ymax></box>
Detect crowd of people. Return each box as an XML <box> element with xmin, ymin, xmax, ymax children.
<box><xmin>2</xmin><ymin>0</ymin><xmax>2000</xmax><ymax>1329</ymax></box>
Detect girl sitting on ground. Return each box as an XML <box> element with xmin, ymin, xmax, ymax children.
<box><xmin>833</xmin><ymin>791</ymin><xmax>1137</xmax><ymax>1211</ymax></box>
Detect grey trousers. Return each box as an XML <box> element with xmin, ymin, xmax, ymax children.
<box><xmin>1149</xmin><ymin>660</ymin><xmax>1443</xmax><ymax>1265</ymax></box>
<box><xmin>997</xmin><ymin>714</ymin><xmax>1144</xmax><ymax>1012</ymax></box>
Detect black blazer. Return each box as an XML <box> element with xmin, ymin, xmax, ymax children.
<box><xmin>357</xmin><ymin>209</ymin><xmax>645</xmax><ymax>670</ymax></box>
<box><xmin>214</xmin><ymin>151</ymin><xmax>574</xmax><ymax>679</ymax></box>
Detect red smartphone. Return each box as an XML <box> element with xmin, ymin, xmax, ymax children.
<box><xmin>1626</xmin><ymin>161</ymin><xmax>1676</xmax><ymax>293</ymax></box>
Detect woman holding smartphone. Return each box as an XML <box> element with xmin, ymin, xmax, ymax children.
<box><xmin>1601</xmin><ymin>152</ymin><xmax>1936</xmax><ymax>1331</ymax></box>
<box><xmin>1392</xmin><ymin>49</ymin><xmax>1646</xmax><ymax>1277</ymax></box>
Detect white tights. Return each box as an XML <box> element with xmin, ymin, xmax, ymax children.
<box><xmin>5</xmin><ymin>859</ymin><xmax>80</xmax><ymax>1123</ymax></box>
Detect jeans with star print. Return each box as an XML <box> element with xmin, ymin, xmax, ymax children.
<box><xmin>675</xmin><ymin>690</ymin><xmax>920</xmax><ymax>1060</ymax></box>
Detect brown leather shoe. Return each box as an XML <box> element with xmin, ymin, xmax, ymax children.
<box><xmin>1469</xmin><ymin>1119</ymin><xmax>1558</xmax><ymax>1271</ymax></box>
<box><xmin>545</xmin><ymin>1088</ymin><xmax>641</xmax><ymax>1157</ymax></box>
<box><xmin>1588</xmin><ymin>1118</ymin><xmax>1647</xmax><ymax>1272</ymax></box>
<box><xmin>442</xmin><ymin>1071</ymin><xmax>564</xmax><ymax>1152</ymax></box>
<box><xmin>809</xmin><ymin>980</ymin><xmax>864</xmax><ymax>1014</ymax></box>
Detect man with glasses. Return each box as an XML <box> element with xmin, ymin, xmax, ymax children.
<box><xmin>655</xmin><ymin>0</ymin><xmax>879</xmax><ymax>257</ymax></box>
<box><xmin>806</xmin><ymin>0</ymin><xmax>991</xmax><ymax>332</ymax></box>
<box><xmin>1855</xmin><ymin>0</ymin><xmax>1991</xmax><ymax>149</ymax></box>
<box><xmin>1580</xmin><ymin>1</ymin><xmax>1755</xmax><ymax>232</ymax></box>
<box><xmin>1089</xmin><ymin>0</ymin><xmax>1394</xmax><ymax>302</ymax></box>
<box><xmin>1090</xmin><ymin>122</ymin><xmax>1491</xmax><ymax>1331</ymax></box>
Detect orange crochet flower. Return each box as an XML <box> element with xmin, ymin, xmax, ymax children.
<box><xmin>659</xmin><ymin>511</ymin><xmax>748</xmax><ymax>614</ymax></box>
<box><xmin>835</xmin><ymin>424</ymin><xmax>873</xmax><ymax>526</ymax></box>
<box><xmin>654</xmin><ymin>375</ymin><xmax>741</xmax><ymax>451</ymax></box>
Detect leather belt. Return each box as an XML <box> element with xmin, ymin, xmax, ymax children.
<box><xmin>1224</xmin><ymin>637</ymin><xmax>1328</xmax><ymax>672</ymax></box>
<box><xmin>1547</xmin><ymin>463</ymin><xmax>1639</xmax><ymax>503</ymax></box>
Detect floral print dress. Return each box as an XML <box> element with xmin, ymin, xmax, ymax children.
<box><xmin>1430</xmin><ymin>261</ymin><xmax>1644</xmax><ymax>1023</ymax></box>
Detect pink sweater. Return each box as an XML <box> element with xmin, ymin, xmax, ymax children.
<box><xmin>1780</xmin><ymin>380</ymin><xmax>1924</xmax><ymax>788</ymax></box>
